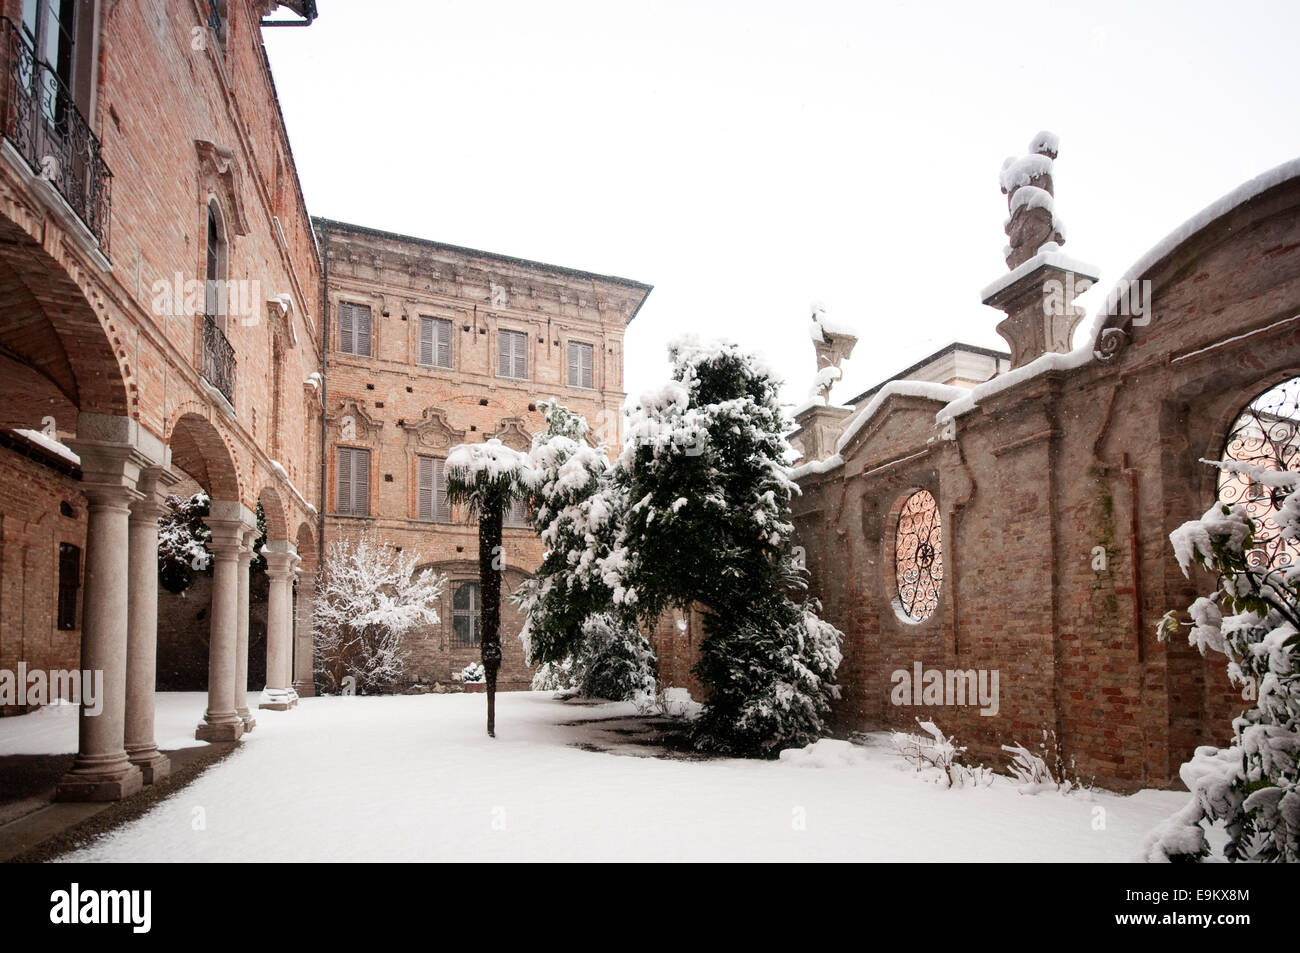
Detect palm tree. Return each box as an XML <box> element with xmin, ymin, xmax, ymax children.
<box><xmin>444</xmin><ymin>439</ymin><xmax>532</xmax><ymax>737</ymax></box>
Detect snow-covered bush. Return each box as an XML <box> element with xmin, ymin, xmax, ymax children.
<box><xmin>313</xmin><ymin>532</ymin><xmax>444</xmax><ymax>695</ymax></box>
<box><xmin>1001</xmin><ymin>729</ymin><xmax>1083</xmax><ymax>795</ymax></box>
<box><xmin>1146</xmin><ymin>460</ymin><xmax>1300</xmax><ymax>863</ymax></box>
<box><xmin>602</xmin><ymin>337</ymin><xmax>844</xmax><ymax>756</ymax></box>
<box><xmin>460</xmin><ymin>662</ymin><xmax>485</xmax><ymax>684</ymax></box>
<box><xmin>514</xmin><ymin>402</ymin><xmax>658</xmax><ymax>701</ymax></box>
<box><xmin>891</xmin><ymin>720</ymin><xmax>993</xmax><ymax>789</ymax></box>
<box><xmin>157</xmin><ymin>491</ymin><xmax>212</xmax><ymax>593</ymax></box>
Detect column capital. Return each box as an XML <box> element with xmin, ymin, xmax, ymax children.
<box><xmin>206</xmin><ymin>517</ymin><xmax>246</xmax><ymax>557</ymax></box>
<box><xmin>129</xmin><ymin>466</ymin><xmax>180</xmax><ymax>523</ymax></box>
<box><xmin>263</xmin><ymin>550</ymin><xmax>299</xmax><ymax>579</ymax></box>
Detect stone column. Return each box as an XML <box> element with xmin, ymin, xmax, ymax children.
<box><xmin>56</xmin><ymin>444</ymin><xmax>144</xmax><ymax>801</ymax></box>
<box><xmin>196</xmin><ymin>513</ymin><xmax>245</xmax><ymax>743</ymax></box>
<box><xmin>234</xmin><ymin>526</ymin><xmax>257</xmax><ymax>732</ymax></box>
<box><xmin>260</xmin><ymin>542</ymin><xmax>300</xmax><ymax>710</ymax></box>
<box><xmin>293</xmin><ymin>568</ymin><xmax>316</xmax><ymax>697</ymax></box>
<box><xmin>123</xmin><ymin>466</ymin><xmax>176</xmax><ymax>784</ymax></box>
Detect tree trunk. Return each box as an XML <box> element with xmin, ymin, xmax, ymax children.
<box><xmin>480</xmin><ymin>494</ymin><xmax>504</xmax><ymax>737</ymax></box>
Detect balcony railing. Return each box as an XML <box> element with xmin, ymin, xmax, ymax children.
<box><xmin>2</xmin><ymin>18</ymin><xmax>112</xmax><ymax>255</ymax></box>
<box><xmin>202</xmin><ymin>313</ymin><xmax>237</xmax><ymax>405</ymax></box>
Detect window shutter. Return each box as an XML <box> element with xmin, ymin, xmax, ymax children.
<box><xmin>567</xmin><ymin>342</ymin><xmax>580</xmax><ymax>386</ymax></box>
<box><xmin>417</xmin><ymin>455</ymin><xmax>434</xmax><ymax>520</ymax></box>
<box><xmin>498</xmin><ymin>331</ymin><xmax>512</xmax><ymax>377</ymax></box>
<box><xmin>338</xmin><ymin>303</ymin><xmax>354</xmax><ymax>355</ymax></box>
<box><xmin>419</xmin><ymin>316</ymin><xmax>434</xmax><ymax>366</ymax></box>
<box><xmin>336</xmin><ymin>447</ymin><xmax>353</xmax><ymax>515</ymax></box>
<box><xmin>356</xmin><ymin>305</ymin><xmax>372</xmax><ymax>357</ymax></box>
<box><xmin>581</xmin><ymin>343</ymin><xmax>593</xmax><ymax>388</ymax></box>
<box><xmin>434</xmin><ymin>457</ymin><xmax>449</xmax><ymax>521</ymax></box>
<box><xmin>436</xmin><ymin>318</ymin><xmax>452</xmax><ymax>368</ymax></box>
<box><xmin>353</xmin><ymin>449</ymin><xmax>370</xmax><ymax>516</ymax></box>
<box><xmin>513</xmin><ymin>332</ymin><xmax>527</xmax><ymax>379</ymax></box>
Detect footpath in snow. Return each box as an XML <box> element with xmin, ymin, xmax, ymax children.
<box><xmin>0</xmin><ymin>692</ymin><xmax>1190</xmax><ymax>862</ymax></box>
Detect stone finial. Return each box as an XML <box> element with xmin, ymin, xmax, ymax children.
<box><xmin>1000</xmin><ymin>131</ymin><xmax>1065</xmax><ymax>270</ymax></box>
<box><xmin>808</xmin><ymin>304</ymin><xmax>857</xmax><ymax>404</ymax></box>
<box><xmin>982</xmin><ymin>132</ymin><xmax>1099</xmax><ymax>369</ymax></box>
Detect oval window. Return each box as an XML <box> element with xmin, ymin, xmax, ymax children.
<box><xmin>895</xmin><ymin>489</ymin><xmax>943</xmax><ymax>622</ymax></box>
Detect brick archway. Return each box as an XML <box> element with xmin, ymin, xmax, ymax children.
<box><xmin>167</xmin><ymin>412</ymin><xmax>242</xmax><ymax>502</ymax></box>
<box><xmin>257</xmin><ymin>485</ymin><xmax>290</xmax><ymax>542</ymax></box>
<box><xmin>0</xmin><ymin>218</ymin><xmax>132</xmax><ymax>425</ymax></box>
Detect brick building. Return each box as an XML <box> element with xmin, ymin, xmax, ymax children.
<box><xmin>0</xmin><ymin>0</ymin><xmax>324</xmax><ymax>799</ymax></box>
<box><xmin>654</xmin><ymin>136</ymin><xmax>1300</xmax><ymax>792</ymax></box>
<box><xmin>315</xmin><ymin>219</ymin><xmax>651</xmax><ymax>690</ymax></box>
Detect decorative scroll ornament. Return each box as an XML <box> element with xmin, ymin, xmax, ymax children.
<box><xmin>1219</xmin><ymin>377</ymin><xmax>1300</xmax><ymax>572</ymax></box>
<box><xmin>895</xmin><ymin>489</ymin><xmax>943</xmax><ymax>622</ymax></box>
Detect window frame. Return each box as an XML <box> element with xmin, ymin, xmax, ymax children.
<box><xmin>418</xmin><ymin>315</ymin><xmax>454</xmax><ymax>370</ymax></box>
<box><xmin>451</xmin><ymin>581</ymin><xmax>482</xmax><ymax>646</ymax></box>
<box><xmin>496</xmin><ymin>328</ymin><xmax>529</xmax><ymax>381</ymax></box>
<box><xmin>567</xmin><ymin>339</ymin><xmax>595</xmax><ymax>389</ymax></box>
<box><xmin>335</xmin><ymin>445</ymin><xmax>371</xmax><ymax>517</ymax></box>
<box><xmin>337</xmin><ymin>300</ymin><xmax>373</xmax><ymax>357</ymax></box>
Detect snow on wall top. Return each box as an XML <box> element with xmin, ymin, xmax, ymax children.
<box><xmin>1086</xmin><ymin>154</ymin><xmax>1300</xmax><ymax>344</ymax></box>
<box><xmin>980</xmin><ymin>246</ymin><xmax>1100</xmax><ymax>303</ymax></box>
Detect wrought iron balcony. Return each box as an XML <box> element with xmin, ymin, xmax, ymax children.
<box><xmin>1</xmin><ymin>18</ymin><xmax>112</xmax><ymax>255</ymax></box>
<box><xmin>201</xmin><ymin>313</ymin><xmax>237</xmax><ymax>405</ymax></box>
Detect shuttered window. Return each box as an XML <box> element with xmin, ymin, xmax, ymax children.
<box><xmin>497</xmin><ymin>329</ymin><xmax>528</xmax><ymax>380</ymax></box>
<box><xmin>336</xmin><ymin>446</ymin><xmax>371</xmax><ymax>516</ymax></box>
<box><xmin>419</xmin><ymin>316</ymin><xmax>453</xmax><ymax>369</ymax></box>
<box><xmin>417</xmin><ymin>455</ymin><xmax>450</xmax><ymax>522</ymax></box>
<box><xmin>504</xmin><ymin>495</ymin><xmax>529</xmax><ymax>528</ymax></box>
<box><xmin>338</xmin><ymin>301</ymin><xmax>372</xmax><ymax>356</ymax></box>
<box><xmin>567</xmin><ymin>340</ymin><xmax>594</xmax><ymax>388</ymax></box>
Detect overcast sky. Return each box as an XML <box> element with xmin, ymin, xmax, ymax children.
<box><xmin>263</xmin><ymin>0</ymin><xmax>1300</xmax><ymax>409</ymax></box>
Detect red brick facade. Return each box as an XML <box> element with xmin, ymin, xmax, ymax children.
<box><xmin>317</xmin><ymin>221</ymin><xmax>650</xmax><ymax>690</ymax></box>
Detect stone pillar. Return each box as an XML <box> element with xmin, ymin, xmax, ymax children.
<box><xmin>56</xmin><ymin>444</ymin><xmax>144</xmax><ymax>801</ymax></box>
<box><xmin>196</xmin><ymin>511</ymin><xmax>246</xmax><ymax>743</ymax></box>
<box><xmin>260</xmin><ymin>542</ymin><xmax>300</xmax><ymax>710</ymax></box>
<box><xmin>234</xmin><ymin>525</ymin><xmax>257</xmax><ymax>732</ymax></box>
<box><xmin>123</xmin><ymin>466</ymin><xmax>177</xmax><ymax>784</ymax></box>
<box><xmin>293</xmin><ymin>568</ymin><xmax>317</xmax><ymax>697</ymax></box>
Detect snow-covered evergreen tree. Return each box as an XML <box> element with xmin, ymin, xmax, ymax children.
<box><xmin>603</xmin><ymin>337</ymin><xmax>844</xmax><ymax>756</ymax></box>
<box><xmin>445</xmin><ymin>438</ymin><xmax>533</xmax><ymax>736</ymax></box>
<box><xmin>514</xmin><ymin>401</ymin><xmax>656</xmax><ymax>700</ymax></box>
<box><xmin>1147</xmin><ymin>460</ymin><xmax>1300</xmax><ymax>862</ymax></box>
<box><xmin>313</xmin><ymin>532</ymin><xmax>443</xmax><ymax>695</ymax></box>
<box><xmin>157</xmin><ymin>490</ymin><xmax>212</xmax><ymax>594</ymax></box>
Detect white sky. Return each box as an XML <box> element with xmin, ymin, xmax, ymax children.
<box><xmin>263</xmin><ymin>0</ymin><xmax>1300</xmax><ymax>409</ymax></box>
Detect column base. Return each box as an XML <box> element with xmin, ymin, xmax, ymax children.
<box><xmin>238</xmin><ymin>709</ymin><xmax>256</xmax><ymax>732</ymax></box>
<box><xmin>55</xmin><ymin>759</ymin><xmax>144</xmax><ymax>802</ymax></box>
<box><xmin>126</xmin><ymin>748</ymin><xmax>171</xmax><ymax>785</ymax></box>
<box><xmin>293</xmin><ymin>678</ymin><xmax>316</xmax><ymax>698</ymax></box>
<box><xmin>258</xmin><ymin>687</ymin><xmax>300</xmax><ymax>711</ymax></box>
<box><xmin>196</xmin><ymin>719</ymin><xmax>244</xmax><ymax>742</ymax></box>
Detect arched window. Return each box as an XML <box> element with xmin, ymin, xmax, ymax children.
<box><xmin>204</xmin><ymin>200</ymin><xmax>228</xmax><ymax>330</ymax></box>
<box><xmin>894</xmin><ymin>489</ymin><xmax>943</xmax><ymax>623</ymax></box>
<box><xmin>1219</xmin><ymin>376</ymin><xmax>1300</xmax><ymax>572</ymax></box>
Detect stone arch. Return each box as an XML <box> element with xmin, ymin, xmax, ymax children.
<box><xmin>295</xmin><ymin>521</ymin><xmax>317</xmax><ymax>574</ymax></box>
<box><xmin>257</xmin><ymin>485</ymin><xmax>290</xmax><ymax>542</ymax></box>
<box><xmin>167</xmin><ymin>410</ymin><xmax>242</xmax><ymax>502</ymax></box>
<box><xmin>0</xmin><ymin>198</ymin><xmax>133</xmax><ymax>425</ymax></box>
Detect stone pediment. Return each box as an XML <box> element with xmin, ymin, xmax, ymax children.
<box><xmin>405</xmin><ymin>407</ymin><xmax>465</xmax><ymax>451</ymax></box>
<box><xmin>327</xmin><ymin>398</ymin><xmax>383</xmax><ymax>441</ymax></box>
<box><xmin>493</xmin><ymin>417</ymin><xmax>532</xmax><ymax>452</ymax></box>
<box><xmin>195</xmin><ymin>139</ymin><xmax>250</xmax><ymax>236</ymax></box>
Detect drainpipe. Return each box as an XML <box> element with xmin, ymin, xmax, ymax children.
<box><xmin>318</xmin><ymin>221</ymin><xmax>329</xmax><ymax>576</ymax></box>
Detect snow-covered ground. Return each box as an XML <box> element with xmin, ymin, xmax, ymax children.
<box><xmin>0</xmin><ymin>692</ymin><xmax>1192</xmax><ymax>862</ymax></box>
